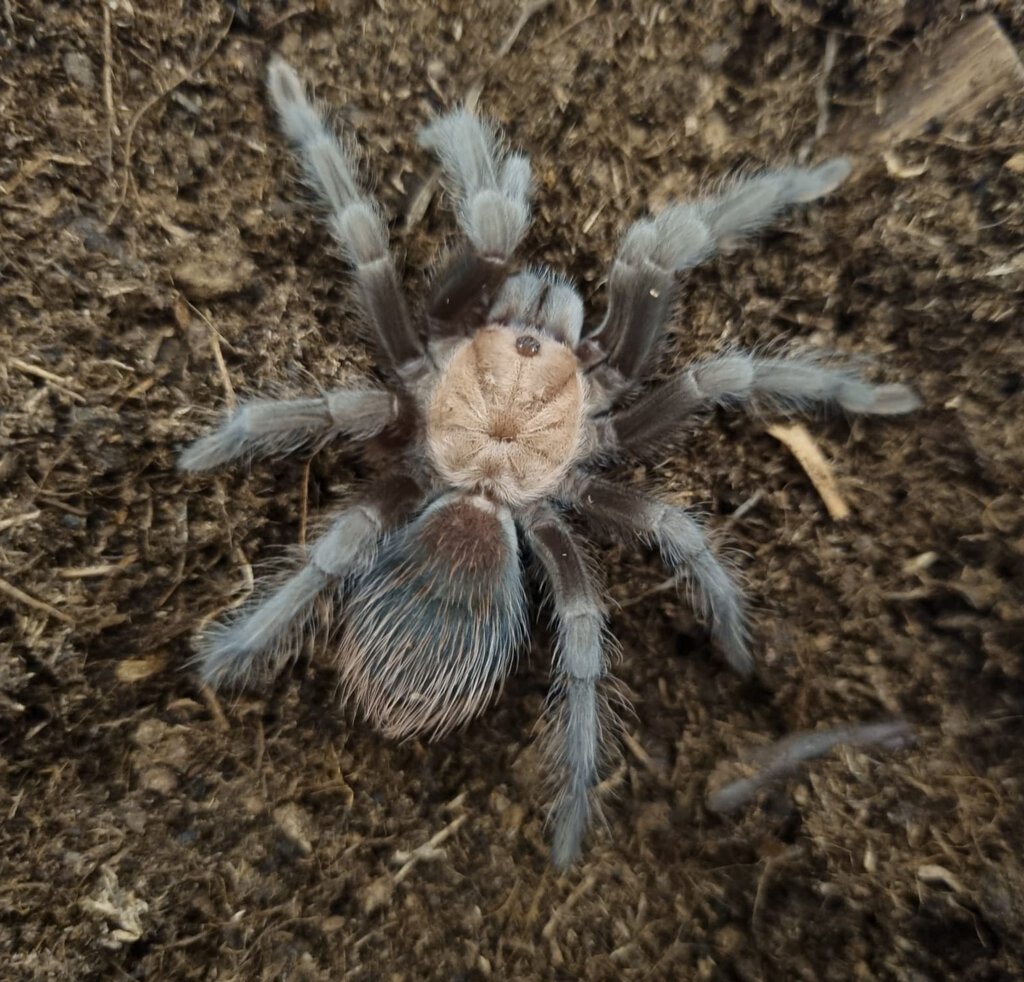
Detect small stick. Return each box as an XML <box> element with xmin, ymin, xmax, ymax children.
<box><xmin>298</xmin><ymin>458</ymin><xmax>312</xmax><ymax>550</ymax></box>
<box><xmin>188</xmin><ymin>302</ymin><xmax>236</xmax><ymax>408</ymax></box>
<box><xmin>767</xmin><ymin>422</ymin><xmax>850</xmax><ymax>521</ymax></box>
<box><xmin>813</xmin><ymin>33</ymin><xmax>838</xmax><ymax>142</ymax></box>
<box><xmin>621</xmin><ymin>730</ymin><xmax>667</xmax><ymax>781</ymax></box>
<box><xmin>200</xmin><ymin>684</ymin><xmax>230</xmax><ymax>732</ymax></box>
<box><xmin>706</xmin><ymin>719</ymin><xmax>914</xmax><ymax>814</ymax></box>
<box><xmin>108</xmin><ymin>17</ymin><xmax>233</xmax><ymax>222</ymax></box>
<box><xmin>391</xmin><ymin>813</ymin><xmax>468</xmax><ymax>883</ymax></box>
<box><xmin>495</xmin><ymin>0</ymin><xmax>554</xmax><ymax>61</ymax></box>
<box><xmin>725</xmin><ymin>489</ymin><xmax>765</xmax><ymax>528</ymax></box>
<box><xmin>751</xmin><ymin>845</ymin><xmax>803</xmax><ymax>930</ymax></box>
<box><xmin>0</xmin><ymin>510</ymin><xmax>41</xmax><ymax>533</ymax></box>
<box><xmin>57</xmin><ymin>555</ymin><xmax>136</xmax><ymax>579</ymax></box>
<box><xmin>115</xmin><ymin>656</ymin><xmax>168</xmax><ymax>683</ymax></box>
<box><xmin>0</xmin><ymin>152</ymin><xmax>91</xmax><ymax>197</ymax></box>
<box><xmin>208</xmin><ymin>328</ymin><xmax>235</xmax><ymax>408</ymax></box>
<box><xmin>9</xmin><ymin>357</ymin><xmax>86</xmax><ymax>403</ymax></box>
<box><xmin>0</xmin><ymin>576</ymin><xmax>74</xmax><ymax>624</ymax></box>
<box><xmin>102</xmin><ymin>2</ymin><xmax>115</xmax><ymax>179</ymax></box>
<box><xmin>541</xmin><ymin>873</ymin><xmax>597</xmax><ymax>940</ymax></box>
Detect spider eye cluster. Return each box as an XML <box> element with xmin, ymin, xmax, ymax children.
<box><xmin>426</xmin><ymin>325</ymin><xmax>586</xmax><ymax>505</ymax></box>
<box><xmin>515</xmin><ymin>334</ymin><xmax>542</xmax><ymax>357</ymax></box>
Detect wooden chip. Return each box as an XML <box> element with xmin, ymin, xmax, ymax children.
<box><xmin>842</xmin><ymin>15</ymin><xmax>1024</xmax><ymax>150</ymax></box>
<box><xmin>767</xmin><ymin>422</ymin><xmax>850</xmax><ymax>521</ymax></box>
<box><xmin>917</xmin><ymin>864</ymin><xmax>967</xmax><ymax>894</ymax></box>
<box><xmin>116</xmin><ymin>656</ymin><xmax>168</xmax><ymax>682</ymax></box>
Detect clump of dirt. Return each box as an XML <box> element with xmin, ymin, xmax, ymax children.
<box><xmin>2</xmin><ymin>2</ymin><xmax>1023</xmax><ymax>979</ymax></box>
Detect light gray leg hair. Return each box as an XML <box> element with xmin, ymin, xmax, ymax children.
<box><xmin>194</xmin><ymin>503</ymin><xmax>384</xmax><ymax>687</ymax></box>
<box><xmin>607</xmin><ymin>350</ymin><xmax>921</xmax><ymax>456</ymax></box>
<box><xmin>419</xmin><ymin>110</ymin><xmax>532</xmax><ymax>263</ymax></box>
<box><xmin>628</xmin><ymin>158</ymin><xmax>852</xmax><ymax>274</ymax></box>
<box><xmin>650</xmin><ymin>502</ymin><xmax>752</xmax><ymax>676</ymax></box>
<box><xmin>569</xmin><ymin>477</ymin><xmax>753</xmax><ymax>676</ymax></box>
<box><xmin>525</xmin><ymin>505</ymin><xmax>614</xmax><ymax>867</ymax></box>
<box><xmin>489</xmin><ymin>271</ymin><xmax>584</xmax><ymax>345</ymax></box>
<box><xmin>587</xmin><ymin>157</ymin><xmax>851</xmax><ymax>386</ymax></box>
<box><xmin>178</xmin><ymin>387</ymin><xmax>398</xmax><ymax>472</ymax></box>
<box><xmin>673</xmin><ymin>351</ymin><xmax>920</xmax><ymax>414</ymax></box>
<box><xmin>266</xmin><ymin>58</ymin><xmax>422</xmax><ymax>369</ymax></box>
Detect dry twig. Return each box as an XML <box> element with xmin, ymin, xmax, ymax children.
<box><xmin>0</xmin><ymin>575</ymin><xmax>74</xmax><ymax>625</ymax></box>
<box><xmin>767</xmin><ymin>422</ymin><xmax>850</xmax><ymax>520</ymax></box>
<box><xmin>102</xmin><ymin>2</ymin><xmax>115</xmax><ymax>178</ymax></box>
<box><xmin>0</xmin><ymin>510</ymin><xmax>41</xmax><ymax>533</ymax></box>
<box><xmin>9</xmin><ymin>357</ymin><xmax>86</xmax><ymax>403</ymax></box>
<box><xmin>542</xmin><ymin>873</ymin><xmax>597</xmax><ymax>940</ymax></box>
<box><xmin>187</xmin><ymin>302</ymin><xmax>236</xmax><ymax>408</ymax></box>
<box><xmin>813</xmin><ymin>32</ymin><xmax>838</xmax><ymax>142</ymax></box>
<box><xmin>391</xmin><ymin>813</ymin><xmax>468</xmax><ymax>884</ymax></box>
<box><xmin>108</xmin><ymin>18</ymin><xmax>233</xmax><ymax>222</ymax></box>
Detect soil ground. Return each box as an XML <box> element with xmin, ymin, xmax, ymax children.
<box><xmin>3</xmin><ymin>2</ymin><xmax>1024</xmax><ymax>979</ymax></box>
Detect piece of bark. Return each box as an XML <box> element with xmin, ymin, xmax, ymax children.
<box><xmin>841</xmin><ymin>15</ymin><xmax>1024</xmax><ymax>150</ymax></box>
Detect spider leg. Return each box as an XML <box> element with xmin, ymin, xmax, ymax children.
<box><xmin>193</xmin><ymin>478</ymin><xmax>420</xmax><ymax>687</ymax></box>
<box><xmin>178</xmin><ymin>386</ymin><xmax>399</xmax><ymax>471</ymax></box>
<box><xmin>569</xmin><ymin>477</ymin><xmax>753</xmax><ymax>676</ymax></box>
<box><xmin>604</xmin><ymin>350</ymin><xmax>921</xmax><ymax>457</ymax></box>
<box><xmin>584</xmin><ymin>159</ymin><xmax>852</xmax><ymax>392</ymax></box>
<box><xmin>419</xmin><ymin>110</ymin><xmax>532</xmax><ymax>334</ymax></box>
<box><xmin>524</xmin><ymin>504</ymin><xmax>616</xmax><ymax>867</ymax></box>
<box><xmin>488</xmin><ymin>270</ymin><xmax>584</xmax><ymax>346</ymax></box>
<box><xmin>267</xmin><ymin>58</ymin><xmax>423</xmax><ymax>373</ymax></box>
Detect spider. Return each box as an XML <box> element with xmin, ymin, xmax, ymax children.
<box><xmin>179</xmin><ymin>57</ymin><xmax>919</xmax><ymax>867</ymax></box>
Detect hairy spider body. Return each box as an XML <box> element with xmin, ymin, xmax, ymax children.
<box><xmin>179</xmin><ymin>58</ymin><xmax>920</xmax><ymax>867</ymax></box>
<box><xmin>427</xmin><ymin>326</ymin><xmax>587</xmax><ymax>504</ymax></box>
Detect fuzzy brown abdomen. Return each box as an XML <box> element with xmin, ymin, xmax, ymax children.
<box><xmin>427</xmin><ymin>326</ymin><xmax>585</xmax><ymax>505</ymax></box>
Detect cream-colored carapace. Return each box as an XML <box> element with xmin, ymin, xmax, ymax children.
<box><xmin>427</xmin><ymin>325</ymin><xmax>585</xmax><ymax>505</ymax></box>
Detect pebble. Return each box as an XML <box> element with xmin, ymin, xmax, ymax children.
<box><xmin>64</xmin><ymin>51</ymin><xmax>96</xmax><ymax>90</ymax></box>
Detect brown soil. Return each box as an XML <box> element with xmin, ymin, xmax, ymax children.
<box><xmin>3</xmin><ymin>2</ymin><xmax>1023</xmax><ymax>979</ymax></box>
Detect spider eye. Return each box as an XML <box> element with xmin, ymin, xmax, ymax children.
<box><xmin>515</xmin><ymin>334</ymin><xmax>541</xmax><ymax>357</ymax></box>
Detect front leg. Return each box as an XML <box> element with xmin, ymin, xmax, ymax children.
<box><xmin>584</xmin><ymin>159</ymin><xmax>852</xmax><ymax>393</ymax></box>
<box><xmin>267</xmin><ymin>59</ymin><xmax>423</xmax><ymax>373</ymax></box>
<box><xmin>419</xmin><ymin>110</ymin><xmax>533</xmax><ymax>334</ymax></box>
<box><xmin>605</xmin><ymin>351</ymin><xmax>920</xmax><ymax>457</ymax></box>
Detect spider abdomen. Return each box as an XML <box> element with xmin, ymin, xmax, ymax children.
<box><xmin>338</xmin><ymin>494</ymin><xmax>528</xmax><ymax>739</ymax></box>
<box><xmin>426</xmin><ymin>326</ymin><xmax>585</xmax><ymax>505</ymax></box>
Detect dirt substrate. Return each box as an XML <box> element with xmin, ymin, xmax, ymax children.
<box><xmin>3</xmin><ymin>2</ymin><xmax>1024</xmax><ymax>979</ymax></box>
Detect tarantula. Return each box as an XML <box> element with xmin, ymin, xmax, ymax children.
<box><xmin>179</xmin><ymin>57</ymin><xmax>919</xmax><ymax>866</ymax></box>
